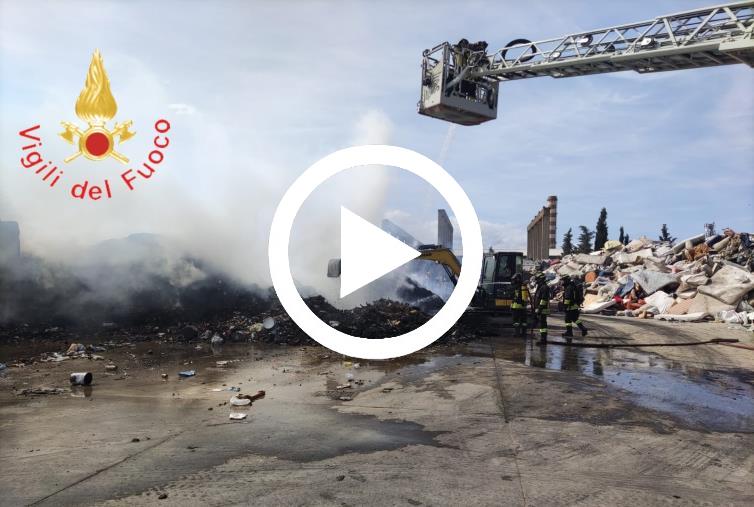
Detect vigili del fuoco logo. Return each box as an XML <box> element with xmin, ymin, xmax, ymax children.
<box><xmin>59</xmin><ymin>49</ymin><xmax>136</xmax><ymax>164</ymax></box>
<box><xmin>18</xmin><ymin>50</ymin><xmax>172</xmax><ymax>201</ymax></box>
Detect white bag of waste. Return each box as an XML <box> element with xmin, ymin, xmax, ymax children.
<box><xmin>644</xmin><ymin>291</ymin><xmax>675</xmax><ymax>314</ymax></box>
<box><xmin>697</xmin><ymin>265</ymin><xmax>754</xmax><ymax>305</ymax></box>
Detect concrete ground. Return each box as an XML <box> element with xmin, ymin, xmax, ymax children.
<box><xmin>1</xmin><ymin>315</ymin><xmax>753</xmax><ymax>506</ymax></box>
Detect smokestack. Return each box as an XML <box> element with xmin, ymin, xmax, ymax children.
<box><xmin>546</xmin><ymin>196</ymin><xmax>557</xmax><ymax>250</ymax></box>
<box><xmin>437</xmin><ymin>209</ymin><xmax>453</xmax><ymax>250</ymax></box>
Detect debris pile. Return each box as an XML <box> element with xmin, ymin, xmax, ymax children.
<box><xmin>1</xmin><ymin>292</ymin><xmax>476</xmax><ymax>352</ymax></box>
<box><xmin>215</xmin><ymin>296</ymin><xmax>434</xmax><ymax>344</ymax></box>
<box><xmin>543</xmin><ymin>229</ymin><xmax>754</xmax><ymax>329</ymax></box>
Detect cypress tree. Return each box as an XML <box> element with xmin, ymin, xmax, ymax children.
<box><xmin>659</xmin><ymin>224</ymin><xmax>676</xmax><ymax>245</ymax></box>
<box><xmin>594</xmin><ymin>207</ymin><xmax>608</xmax><ymax>250</ymax></box>
<box><xmin>562</xmin><ymin>228</ymin><xmax>574</xmax><ymax>255</ymax></box>
<box><xmin>577</xmin><ymin>226</ymin><xmax>595</xmax><ymax>254</ymax></box>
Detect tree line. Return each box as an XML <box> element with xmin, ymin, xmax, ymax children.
<box><xmin>560</xmin><ymin>208</ymin><xmax>677</xmax><ymax>255</ymax></box>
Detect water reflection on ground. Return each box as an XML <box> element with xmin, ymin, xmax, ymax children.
<box><xmin>485</xmin><ymin>338</ymin><xmax>754</xmax><ymax>432</ymax></box>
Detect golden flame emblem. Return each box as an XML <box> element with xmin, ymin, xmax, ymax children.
<box><xmin>59</xmin><ymin>50</ymin><xmax>135</xmax><ymax>164</ymax></box>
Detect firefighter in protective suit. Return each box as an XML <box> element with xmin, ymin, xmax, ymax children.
<box><xmin>562</xmin><ymin>274</ymin><xmax>588</xmax><ymax>342</ymax></box>
<box><xmin>532</xmin><ymin>272</ymin><xmax>550</xmax><ymax>343</ymax></box>
<box><xmin>511</xmin><ymin>273</ymin><xmax>529</xmax><ymax>336</ymax></box>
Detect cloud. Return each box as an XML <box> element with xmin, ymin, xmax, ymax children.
<box><xmin>0</xmin><ymin>0</ymin><xmax>751</xmax><ymax>295</ymax></box>
<box><xmin>168</xmin><ymin>103</ymin><xmax>197</xmax><ymax>115</ymax></box>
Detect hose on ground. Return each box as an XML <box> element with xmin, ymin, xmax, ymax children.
<box><xmin>542</xmin><ymin>338</ymin><xmax>740</xmax><ymax>348</ymax></box>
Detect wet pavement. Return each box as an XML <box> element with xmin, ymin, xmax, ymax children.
<box><xmin>1</xmin><ymin>315</ymin><xmax>753</xmax><ymax>505</ymax></box>
<box><xmin>481</xmin><ymin>339</ymin><xmax>754</xmax><ymax>433</ymax></box>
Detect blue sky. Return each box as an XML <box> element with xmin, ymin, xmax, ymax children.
<box><xmin>1</xmin><ymin>0</ymin><xmax>752</xmax><ymax>284</ymax></box>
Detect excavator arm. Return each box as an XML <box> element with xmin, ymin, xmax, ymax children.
<box><xmin>417</xmin><ymin>246</ymin><xmax>461</xmax><ymax>285</ymax></box>
<box><xmin>327</xmin><ymin>246</ymin><xmax>462</xmax><ymax>285</ymax></box>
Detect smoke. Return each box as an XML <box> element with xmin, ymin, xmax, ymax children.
<box><xmin>288</xmin><ymin>109</ymin><xmax>396</xmax><ymax>307</ymax></box>
<box><xmin>0</xmin><ymin>235</ymin><xmax>271</xmax><ymax>327</ymax></box>
<box><xmin>0</xmin><ymin>108</ymin><xmax>401</xmax><ymax>324</ymax></box>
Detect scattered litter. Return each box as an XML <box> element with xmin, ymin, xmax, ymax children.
<box><xmin>70</xmin><ymin>372</ymin><xmax>93</xmax><ymax>385</ymax></box>
<box><xmin>335</xmin><ymin>384</ymin><xmax>352</xmax><ymax>390</ymax></box>
<box><xmin>0</xmin><ymin>363</ymin><xmax>6</xmax><ymax>371</ymax></box>
<box><xmin>229</xmin><ymin>413</ymin><xmax>247</xmax><ymax>420</ymax></box>
<box><xmin>105</xmin><ymin>364</ymin><xmax>118</xmax><ymax>372</ymax></box>
<box><xmin>178</xmin><ymin>370</ymin><xmax>196</xmax><ymax>377</ymax></box>
<box><xmin>211</xmin><ymin>386</ymin><xmax>240</xmax><ymax>392</ymax></box>
<box><xmin>210</xmin><ymin>334</ymin><xmax>224</xmax><ymax>345</ymax></box>
<box><xmin>216</xmin><ymin>360</ymin><xmax>229</xmax><ymax>367</ymax></box>
<box><xmin>262</xmin><ymin>317</ymin><xmax>275</xmax><ymax>330</ymax></box>
<box><xmin>43</xmin><ymin>352</ymin><xmax>68</xmax><ymax>362</ymax></box>
<box><xmin>161</xmin><ymin>373</ymin><xmax>168</xmax><ymax>379</ymax></box>
<box><xmin>66</xmin><ymin>343</ymin><xmax>85</xmax><ymax>355</ymax></box>
<box><xmin>18</xmin><ymin>387</ymin><xmax>66</xmax><ymax>396</ymax></box>
<box><xmin>233</xmin><ymin>390</ymin><xmax>266</xmax><ymax>403</ymax></box>
<box><xmin>230</xmin><ymin>396</ymin><xmax>251</xmax><ymax>406</ymax></box>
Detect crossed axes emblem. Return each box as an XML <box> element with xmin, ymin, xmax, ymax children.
<box><xmin>59</xmin><ymin>120</ymin><xmax>135</xmax><ymax>164</ymax></box>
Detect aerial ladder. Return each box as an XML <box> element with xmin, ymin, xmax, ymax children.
<box><xmin>419</xmin><ymin>1</ymin><xmax>754</xmax><ymax>125</ymax></box>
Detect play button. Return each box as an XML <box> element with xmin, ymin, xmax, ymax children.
<box><xmin>339</xmin><ymin>206</ymin><xmax>421</xmax><ymax>298</ymax></box>
<box><xmin>268</xmin><ymin>145</ymin><xmax>483</xmax><ymax>359</ymax></box>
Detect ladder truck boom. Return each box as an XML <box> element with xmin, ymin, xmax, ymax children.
<box><xmin>419</xmin><ymin>1</ymin><xmax>754</xmax><ymax>125</ymax></box>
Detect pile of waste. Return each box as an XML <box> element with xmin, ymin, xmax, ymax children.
<box><xmin>195</xmin><ymin>294</ymin><xmax>485</xmax><ymax>345</ymax></box>
<box><xmin>0</xmin><ymin>292</ymin><xmax>476</xmax><ymax>350</ymax></box>
<box><xmin>210</xmin><ymin>296</ymin><xmax>435</xmax><ymax>345</ymax></box>
<box><xmin>543</xmin><ymin>229</ymin><xmax>754</xmax><ymax>329</ymax></box>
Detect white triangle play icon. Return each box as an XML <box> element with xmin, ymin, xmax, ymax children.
<box><xmin>339</xmin><ymin>206</ymin><xmax>421</xmax><ymax>298</ymax></box>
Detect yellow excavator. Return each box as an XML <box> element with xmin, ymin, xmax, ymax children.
<box><xmin>418</xmin><ymin>246</ymin><xmax>524</xmax><ymax>312</ymax></box>
<box><xmin>328</xmin><ymin>245</ymin><xmax>524</xmax><ymax>313</ymax></box>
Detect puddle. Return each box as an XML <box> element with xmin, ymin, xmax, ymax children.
<box><xmin>483</xmin><ymin>338</ymin><xmax>754</xmax><ymax>432</ymax></box>
<box><xmin>3</xmin><ymin>337</ymin><xmax>754</xmax><ymax>435</ymax></box>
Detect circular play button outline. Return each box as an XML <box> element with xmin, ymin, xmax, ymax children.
<box><xmin>268</xmin><ymin>145</ymin><xmax>483</xmax><ymax>359</ymax></box>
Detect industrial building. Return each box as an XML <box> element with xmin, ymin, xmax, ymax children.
<box><xmin>437</xmin><ymin>209</ymin><xmax>453</xmax><ymax>251</ymax></box>
<box><xmin>526</xmin><ymin>196</ymin><xmax>557</xmax><ymax>260</ymax></box>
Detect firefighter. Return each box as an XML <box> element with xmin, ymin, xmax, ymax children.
<box><xmin>562</xmin><ymin>274</ymin><xmax>588</xmax><ymax>342</ymax></box>
<box><xmin>511</xmin><ymin>273</ymin><xmax>529</xmax><ymax>337</ymax></box>
<box><xmin>532</xmin><ymin>272</ymin><xmax>550</xmax><ymax>343</ymax></box>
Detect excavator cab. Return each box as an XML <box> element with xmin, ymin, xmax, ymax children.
<box><xmin>418</xmin><ymin>42</ymin><xmax>499</xmax><ymax>126</ymax></box>
<box><xmin>475</xmin><ymin>251</ymin><xmax>524</xmax><ymax>312</ymax></box>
